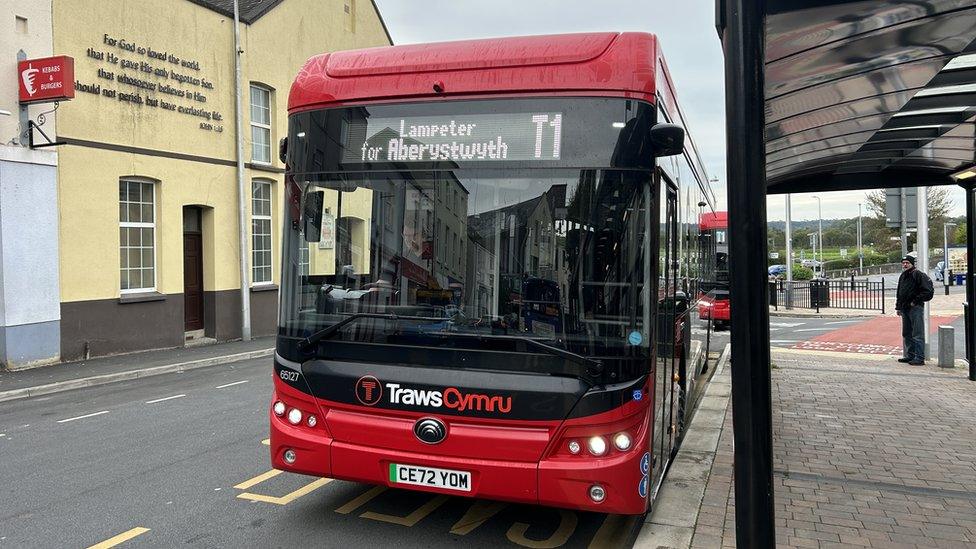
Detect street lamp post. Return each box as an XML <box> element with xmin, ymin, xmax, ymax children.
<box><xmin>813</xmin><ymin>195</ymin><xmax>823</xmax><ymax>275</ymax></box>
<box><xmin>857</xmin><ymin>203</ymin><xmax>863</xmax><ymax>273</ymax></box>
<box><xmin>944</xmin><ymin>222</ymin><xmax>957</xmax><ymax>294</ymax></box>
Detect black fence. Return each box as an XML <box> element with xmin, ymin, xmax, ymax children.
<box><xmin>769</xmin><ymin>279</ymin><xmax>885</xmax><ymax>313</ymax></box>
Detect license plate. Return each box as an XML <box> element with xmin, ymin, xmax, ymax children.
<box><xmin>389</xmin><ymin>463</ymin><xmax>471</xmax><ymax>492</ymax></box>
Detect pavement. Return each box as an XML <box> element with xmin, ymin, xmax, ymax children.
<box><xmin>0</xmin><ymin>341</ymin><xmax>642</xmax><ymax>548</ymax></box>
<box><xmin>638</xmin><ymin>346</ymin><xmax>976</xmax><ymax>548</ymax></box>
<box><xmin>634</xmin><ymin>345</ymin><xmax>731</xmax><ymax>548</ymax></box>
<box><xmin>0</xmin><ymin>337</ymin><xmax>275</xmax><ymax>402</ymax></box>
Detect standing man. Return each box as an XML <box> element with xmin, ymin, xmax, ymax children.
<box><xmin>896</xmin><ymin>255</ymin><xmax>934</xmax><ymax>365</ymax></box>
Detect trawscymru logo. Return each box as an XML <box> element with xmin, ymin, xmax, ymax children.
<box><xmin>353</xmin><ymin>377</ymin><xmax>512</xmax><ymax>413</ymax></box>
<box><xmin>355</xmin><ymin>375</ymin><xmax>383</xmax><ymax>406</ymax></box>
<box><xmin>387</xmin><ymin>383</ymin><xmax>512</xmax><ymax>413</ymax></box>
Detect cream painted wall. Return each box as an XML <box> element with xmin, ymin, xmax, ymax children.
<box><xmin>0</xmin><ymin>0</ymin><xmax>55</xmax><ymax>145</ymax></box>
<box><xmin>53</xmin><ymin>0</ymin><xmax>391</xmax><ymax>302</ymax></box>
<box><xmin>57</xmin><ymin>145</ymin><xmax>240</xmax><ymax>301</ymax></box>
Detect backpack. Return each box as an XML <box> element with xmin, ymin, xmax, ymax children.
<box><xmin>918</xmin><ymin>271</ymin><xmax>935</xmax><ymax>302</ymax></box>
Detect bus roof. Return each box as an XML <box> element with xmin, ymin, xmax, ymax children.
<box><xmin>288</xmin><ymin>32</ymin><xmax>660</xmax><ymax>112</ymax></box>
<box><xmin>700</xmin><ymin>212</ymin><xmax>727</xmax><ymax>231</ymax></box>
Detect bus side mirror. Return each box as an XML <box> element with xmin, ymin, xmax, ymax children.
<box><xmin>303</xmin><ymin>191</ymin><xmax>325</xmax><ymax>242</ymax></box>
<box><xmin>650</xmin><ymin>123</ymin><xmax>685</xmax><ymax>157</ymax></box>
<box><xmin>279</xmin><ymin>137</ymin><xmax>288</xmax><ymax>164</ymax></box>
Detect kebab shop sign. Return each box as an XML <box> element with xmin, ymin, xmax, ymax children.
<box><xmin>18</xmin><ymin>56</ymin><xmax>75</xmax><ymax>104</ymax></box>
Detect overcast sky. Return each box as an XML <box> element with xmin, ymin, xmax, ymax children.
<box><xmin>371</xmin><ymin>0</ymin><xmax>968</xmax><ymax>222</ymax></box>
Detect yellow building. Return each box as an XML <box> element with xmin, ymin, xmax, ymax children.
<box><xmin>52</xmin><ymin>0</ymin><xmax>391</xmax><ymax>360</ymax></box>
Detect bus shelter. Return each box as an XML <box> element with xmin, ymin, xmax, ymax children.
<box><xmin>715</xmin><ymin>1</ymin><xmax>976</xmax><ymax>546</ymax></box>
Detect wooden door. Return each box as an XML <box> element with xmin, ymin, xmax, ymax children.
<box><xmin>183</xmin><ymin>232</ymin><xmax>204</xmax><ymax>331</ymax></box>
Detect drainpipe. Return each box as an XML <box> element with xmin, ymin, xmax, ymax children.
<box><xmin>233</xmin><ymin>0</ymin><xmax>252</xmax><ymax>341</ymax></box>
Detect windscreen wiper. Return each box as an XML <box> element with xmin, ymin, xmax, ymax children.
<box><xmin>298</xmin><ymin>313</ymin><xmax>438</xmax><ymax>351</ymax></box>
<box><xmin>424</xmin><ymin>331</ymin><xmax>604</xmax><ymax>381</ymax></box>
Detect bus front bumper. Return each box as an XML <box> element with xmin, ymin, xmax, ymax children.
<box><xmin>270</xmin><ymin>408</ymin><xmax>649</xmax><ymax>515</ymax></box>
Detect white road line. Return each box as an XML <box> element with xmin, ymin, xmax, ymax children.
<box><xmin>0</xmin><ymin>433</ymin><xmax>6</xmax><ymax>438</ymax></box>
<box><xmin>146</xmin><ymin>394</ymin><xmax>186</xmax><ymax>404</ymax></box>
<box><xmin>215</xmin><ymin>380</ymin><xmax>249</xmax><ymax>389</ymax></box>
<box><xmin>794</xmin><ymin>328</ymin><xmax>832</xmax><ymax>332</ymax></box>
<box><xmin>823</xmin><ymin>320</ymin><xmax>861</xmax><ymax>325</ymax></box>
<box><xmin>770</xmin><ymin>322</ymin><xmax>805</xmax><ymax>328</ymax></box>
<box><xmin>57</xmin><ymin>410</ymin><xmax>109</xmax><ymax>423</ymax></box>
<box><xmin>770</xmin><ymin>340</ymin><xmax>800</xmax><ymax>343</ymax></box>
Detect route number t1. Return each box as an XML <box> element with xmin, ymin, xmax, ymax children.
<box><xmin>532</xmin><ymin>114</ymin><xmax>562</xmax><ymax>159</ymax></box>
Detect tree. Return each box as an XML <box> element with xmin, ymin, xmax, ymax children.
<box><xmin>791</xmin><ymin>228</ymin><xmax>811</xmax><ymax>249</ymax></box>
<box><xmin>823</xmin><ymin>227</ymin><xmax>855</xmax><ymax>247</ymax></box>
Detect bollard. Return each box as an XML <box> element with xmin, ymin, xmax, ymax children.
<box><xmin>939</xmin><ymin>325</ymin><xmax>954</xmax><ymax>368</ymax></box>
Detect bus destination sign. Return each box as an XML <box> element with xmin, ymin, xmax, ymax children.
<box><xmin>347</xmin><ymin>112</ymin><xmax>563</xmax><ymax>163</ymax></box>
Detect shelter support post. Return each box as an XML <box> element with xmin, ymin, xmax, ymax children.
<box><xmin>720</xmin><ymin>0</ymin><xmax>776</xmax><ymax>545</ymax></box>
<box><xmin>967</xmin><ymin>183</ymin><xmax>976</xmax><ymax>381</ymax></box>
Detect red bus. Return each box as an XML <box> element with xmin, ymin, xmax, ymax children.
<box><xmin>698</xmin><ymin>212</ymin><xmax>729</xmax><ymax>326</ymax></box>
<box><xmin>271</xmin><ymin>32</ymin><xmax>717</xmax><ymax>515</ymax></box>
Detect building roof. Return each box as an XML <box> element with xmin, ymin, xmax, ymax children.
<box><xmin>760</xmin><ymin>1</ymin><xmax>976</xmax><ymax>194</ymax></box>
<box><xmin>184</xmin><ymin>0</ymin><xmax>282</xmax><ymax>24</ymax></box>
<box><xmin>183</xmin><ymin>0</ymin><xmax>392</xmax><ymax>42</ymax></box>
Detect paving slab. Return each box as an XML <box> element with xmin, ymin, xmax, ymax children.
<box><xmin>681</xmin><ymin>348</ymin><xmax>976</xmax><ymax>548</ymax></box>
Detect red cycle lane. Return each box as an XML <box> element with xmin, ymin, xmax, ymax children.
<box><xmin>792</xmin><ymin>315</ymin><xmax>958</xmax><ymax>355</ymax></box>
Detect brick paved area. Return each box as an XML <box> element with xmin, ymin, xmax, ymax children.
<box><xmin>690</xmin><ymin>350</ymin><xmax>976</xmax><ymax>548</ymax></box>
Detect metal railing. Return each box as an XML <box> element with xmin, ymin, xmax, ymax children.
<box><xmin>821</xmin><ymin>262</ymin><xmax>903</xmax><ymax>278</ymax></box>
<box><xmin>769</xmin><ymin>278</ymin><xmax>885</xmax><ymax>313</ymax></box>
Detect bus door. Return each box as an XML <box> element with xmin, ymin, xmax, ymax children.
<box><xmin>651</xmin><ymin>178</ymin><xmax>680</xmax><ymax>491</ymax></box>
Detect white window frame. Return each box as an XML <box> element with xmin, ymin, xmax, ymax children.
<box><xmin>299</xmin><ymin>245</ymin><xmax>310</xmax><ymax>276</ymax></box>
<box><xmin>250</xmin><ymin>84</ymin><xmax>272</xmax><ymax>165</ymax></box>
<box><xmin>251</xmin><ymin>180</ymin><xmax>274</xmax><ymax>286</ymax></box>
<box><xmin>119</xmin><ymin>178</ymin><xmax>157</xmax><ymax>294</ymax></box>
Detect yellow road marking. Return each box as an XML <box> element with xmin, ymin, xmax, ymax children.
<box><xmin>507</xmin><ymin>510</ymin><xmax>578</xmax><ymax>548</ymax></box>
<box><xmin>588</xmin><ymin>514</ymin><xmax>639</xmax><ymax>548</ymax></box>
<box><xmin>335</xmin><ymin>485</ymin><xmax>388</xmax><ymax>514</ymax></box>
<box><xmin>233</xmin><ymin>469</ymin><xmax>282</xmax><ymax>490</ymax></box>
<box><xmin>237</xmin><ymin>477</ymin><xmax>332</xmax><ymax>505</ymax></box>
<box><xmin>261</xmin><ymin>438</ymin><xmax>270</xmax><ymax>446</ymax></box>
<box><xmin>361</xmin><ymin>494</ymin><xmax>450</xmax><ymax>526</ymax></box>
<box><xmin>87</xmin><ymin>527</ymin><xmax>150</xmax><ymax>549</ymax></box>
<box><xmin>450</xmin><ymin>500</ymin><xmax>507</xmax><ymax>535</ymax></box>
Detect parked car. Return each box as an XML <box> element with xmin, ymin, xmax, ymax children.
<box><xmin>768</xmin><ymin>264</ymin><xmax>787</xmax><ymax>277</ymax></box>
<box><xmin>800</xmin><ymin>259</ymin><xmax>821</xmax><ymax>268</ymax></box>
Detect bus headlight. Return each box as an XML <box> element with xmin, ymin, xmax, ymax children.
<box><xmin>307</xmin><ymin>415</ymin><xmax>317</xmax><ymax>428</ymax></box>
<box><xmin>589</xmin><ymin>484</ymin><xmax>606</xmax><ymax>503</ymax></box>
<box><xmin>568</xmin><ymin>440</ymin><xmax>581</xmax><ymax>454</ymax></box>
<box><xmin>613</xmin><ymin>432</ymin><xmax>632</xmax><ymax>451</ymax></box>
<box><xmin>587</xmin><ymin>436</ymin><xmax>608</xmax><ymax>456</ymax></box>
<box><xmin>287</xmin><ymin>408</ymin><xmax>303</xmax><ymax>425</ymax></box>
<box><xmin>273</xmin><ymin>401</ymin><xmax>286</xmax><ymax>416</ymax></box>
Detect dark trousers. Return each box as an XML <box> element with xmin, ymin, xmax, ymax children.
<box><xmin>901</xmin><ymin>305</ymin><xmax>925</xmax><ymax>361</ymax></box>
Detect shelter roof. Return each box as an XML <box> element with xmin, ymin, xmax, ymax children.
<box><xmin>763</xmin><ymin>1</ymin><xmax>976</xmax><ymax>193</ymax></box>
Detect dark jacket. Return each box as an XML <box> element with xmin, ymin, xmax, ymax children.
<box><xmin>896</xmin><ymin>267</ymin><xmax>933</xmax><ymax>311</ymax></box>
